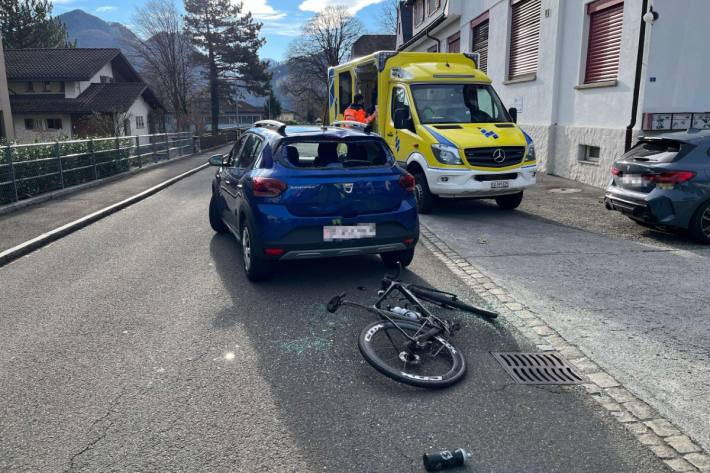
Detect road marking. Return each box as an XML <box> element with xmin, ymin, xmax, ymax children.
<box><xmin>0</xmin><ymin>163</ymin><xmax>209</xmax><ymax>269</ymax></box>
<box><xmin>419</xmin><ymin>224</ymin><xmax>710</xmax><ymax>472</ymax></box>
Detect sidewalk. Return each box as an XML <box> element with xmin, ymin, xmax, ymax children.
<box><xmin>0</xmin><ymin>144</ymin><xmax>231</xmax><ymax>254</ymax></box>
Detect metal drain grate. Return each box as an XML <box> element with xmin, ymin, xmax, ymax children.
<box><xmin>491</xmin><ymin>352</ymin><xmax>585</xmax><ymax>385</ymax></box>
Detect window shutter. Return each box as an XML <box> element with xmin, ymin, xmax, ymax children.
<box><xmin>471</xmin><ymin>13</ymin><xmax>489</xmax><ymax>73</ymax></box>
<box><xmin>585</xmin><ymin>0</ymin><xmax>624</xmax><ymax>83</ymax></box>
<box><xmin>508</xmin><ymin>0</ymin><xmax>541</xmax><ymax>80</ymax></box>
<box><xmin>447</xmin><ymin>32</ymin><xmax>460</xmax><ymax>53</ymax></box>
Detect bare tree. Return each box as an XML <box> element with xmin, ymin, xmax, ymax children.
<box><xmin>132</xmin><ymin>0</ymin><xmax>196</xmax><ymax>131</ymax></box>
<box><xmin>283</xmin><ymin>6</ymin><xmax>364</xmax><ymax>122</ymax></box>
<box><xmin>378</xmin><ymin>0</ymin><xmax>399</xmax><ymax>35</ymax></box>
<box><xmin>83</xmin><ymin>111</ymin><xmax>133</xmax><ymax>137</ymax></box>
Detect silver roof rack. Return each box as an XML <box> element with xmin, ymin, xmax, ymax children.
<box><xmin>330</xmin><ymin>121</ymin><xmax>374</xmax><ymax>134</ymax></box>
<box><xmin>254</xmin><ymin>120</ymin><xmax>287</xmax><ymax>135</ymax></box>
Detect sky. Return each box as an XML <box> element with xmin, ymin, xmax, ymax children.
<box><xmin>52</xmin><ymin>0</ymin><xmax>393</xmax><ymax>61</ymax></box>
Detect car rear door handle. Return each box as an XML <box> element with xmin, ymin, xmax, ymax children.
<box><xmin>387</xmin><ymin>132</ymin><xmax>394</xmax><ymax>137</ymax></box>
<box><xmin>224</xmin><ymin>179</ymin><xmax>232</xmax><ymax>185</ymax></box>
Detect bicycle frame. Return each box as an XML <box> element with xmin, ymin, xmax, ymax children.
<box><xmin>337</xmin><ymin>278</ymin><xmax>452</xmax><ymax>348</ymax></box>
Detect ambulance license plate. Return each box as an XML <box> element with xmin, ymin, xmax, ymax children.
<box><xmin>491</xmin><ymin>180</ymin><xmax>510</xmax><ymax>189</ymax></box>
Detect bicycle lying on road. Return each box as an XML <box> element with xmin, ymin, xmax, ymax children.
<box><xmin>327</xmin><ymin>265</ymin><xmax>498</xmax><ymax>389</ymax></box>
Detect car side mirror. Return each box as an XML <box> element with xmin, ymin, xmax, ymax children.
<box><xmin>394</xmin><ymin>108</ymin><xmax>413</xmax><ymax>131</ymax></box>
<box><xmin>508</xmin><ymin>107</ymin><xmax>518</xmax><ymax>123</ymax></box>
<box><xmin>209</xmin><ymin>154</ymin><xmax>224</xmax><ymax>166</ymax></box>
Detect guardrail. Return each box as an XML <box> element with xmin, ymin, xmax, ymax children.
<box><xmin>0</xmin><ymin>132</ymin><xmax>194</xmax><ymax>205</ymax></box>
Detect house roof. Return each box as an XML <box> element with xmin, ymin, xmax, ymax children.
<box><xmin>352</xmin><ymin>35</ymin><xmax>396</xmax><ymax>58</ymax></box>
<box><xmin>10</xmin><ymin>83</ymin><xmax>163</xmax><ymax>114</ymax></box>
<box><xmin>3</xmin><ymin>48</ymin><xmax>138</xmax><ymax>81</ymax></box>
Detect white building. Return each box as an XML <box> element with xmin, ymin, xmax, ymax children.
<box><xmin>3</xmin><ymin>48</ymin><xmax>163</xmax><ymax>143</ymax></box>
<box><xmin>396</xmin><ymin>0</ymin><xmax>710</xmax><ymax>188</ymax></box>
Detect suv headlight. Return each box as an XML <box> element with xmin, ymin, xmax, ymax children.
<box><xmin>431</xmin><ymin>144</ymin><xmax>462</xmax><ymax>165</ymax></box>
<box><xmin>525</xmin><ymin>142</ymin><xmax>536</xmax><ymax>162</ymax></box>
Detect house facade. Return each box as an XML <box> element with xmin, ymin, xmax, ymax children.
<box><xmin>0</xmin><ymin>38</ymin><xmax>13</xmax><ymax>141</ymax></box>
<box><xmin>3</xmin><ymin>48</ymin><xmax>163</xmax><ymax>143</ymax></box>
<box><xmin>201</xmin><ymin>100</ymin><xmax>264</xmax><ymax>131</ymax></box>
<box><xmin>396</xmin><ymin>0</ymin><xmax>710</xmax><ymax>188</ymax></box>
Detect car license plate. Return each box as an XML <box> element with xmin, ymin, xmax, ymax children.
<box><xmin>323</xmin><ymin>223</ymin><xmax>376</xmax><ymax>241</ymax></box>
<box><xmin>491</xmin><ymin>180</ymin><xmax>510</xmax><ymax>189</ymax></box>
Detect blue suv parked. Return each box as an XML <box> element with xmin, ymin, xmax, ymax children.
<box><xmin>208</xmin><ymin>121</ymin><xmax>419</xmax><ymax>281</ymax></box>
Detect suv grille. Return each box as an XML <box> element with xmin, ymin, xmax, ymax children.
<box><xmin>465</xmin><ymin>147</ymin><xmax>525</xmax><ymax>168</ymax></box>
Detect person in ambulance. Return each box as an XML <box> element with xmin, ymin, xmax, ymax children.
<box><xmin>344</xmin><ymin>93</ymin><xmax>377</xmax><ymax>124</ymax></box>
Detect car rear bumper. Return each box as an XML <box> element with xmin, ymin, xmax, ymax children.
<box><xmin>280</xmin><ymin>242</ymin><xmax>409</xmax><ymax>260</ymax></box>
<box><xmin>424</xmin><ymin>165</ymin><xmax>537</xmax><ymax>197</ymax></box>
<box><xmin>604</xmin><ymin>187</ymin><xmax>696</xmax><ymax>228</ymax></box>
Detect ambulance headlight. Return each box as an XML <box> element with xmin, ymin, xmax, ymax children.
<box><xmin>431</xmin><ymin>144</ymin><xmax>462</xmax><ymax>165</ymax></box>
<box><xmin>525</xmin><ymin>142</ymin><xmax>536</xmax><ymax>162</ymax></box>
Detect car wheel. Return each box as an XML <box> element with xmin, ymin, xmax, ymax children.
<box><xmin>495</xmin><ymin>191</ymin><xmax>523</xmax><ymax>210</ymax></box>
<box><xmin>209</xmin><ymin>194</ymin><xmax>228</xmax><ymax>233</ymax></box>
<box><xmin>414</xmin><ymin>173</ymin><xmax>436</xmax><ymax>214</ymax></box>
<box><xmin>241</xmin><ymin>219</ymin><xmax>273</xmax><ymax>281</ymax></box>
<box><xmin>689</xmin><ymin>200</ymin><xmax>710</xmax><ymax>244</ymax></box>
<box><xmin>380</xmin><ymin>248</ymin><xmax>415</xmax><ymax>268</ymax></box>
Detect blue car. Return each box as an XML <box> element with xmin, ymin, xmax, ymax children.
<box><xmin>208</xmin><ymin>121</ymin><xmax>419</xmax><ymax>281</ymax></box>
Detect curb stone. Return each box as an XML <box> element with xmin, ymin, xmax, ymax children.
<box><xmin>419</xmin><ymin>224</ymin><xmax>708</xmax><ymax>472</ymax></box>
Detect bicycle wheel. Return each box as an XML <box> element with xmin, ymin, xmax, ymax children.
<box><xmin>358</xmin><ymin>320</ymin><xmax>466</xmax><ymax>389</ymax></box>
<box><xmin>410</xmin><ymin>287</ymin><xmax>498</xmax><ymax>319</ymax></box>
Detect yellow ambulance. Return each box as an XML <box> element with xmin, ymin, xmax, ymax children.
<box><xmin>328</xmin><ymin>51</ymin><xmax>536</xmax><ymax>213</ymax></box>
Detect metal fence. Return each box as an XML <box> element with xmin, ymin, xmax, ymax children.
<box><xmin>0</xmin><ymin>132</ymin><xmax>194</xmax><ymax>206</ymax></box>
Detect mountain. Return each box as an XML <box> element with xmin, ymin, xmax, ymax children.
<box><xmin>57</xmin><ymin>10</ymin><xmax>138</xmax><ymax>55</ymax></box>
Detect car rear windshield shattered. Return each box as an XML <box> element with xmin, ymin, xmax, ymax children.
<box><xmin>279</xmin><ymin>140</ymin><xmax>392</xmax><ymax>169</ymax></box>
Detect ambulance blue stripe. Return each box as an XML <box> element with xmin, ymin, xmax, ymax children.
<box><xmin>423</xmin><ymin>126</ymin><xmax>456</xmax><ymax>148</ymax></box>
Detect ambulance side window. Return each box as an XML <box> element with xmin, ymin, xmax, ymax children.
<box><xmin>391</xmin><ymin>86</ymin><xmax>410</xmax><ymax>121</ymax></box>
<box><xmin>338</xmin><ymin>72</ymin><xmax>352</xmax><ymax>113</ymax></box>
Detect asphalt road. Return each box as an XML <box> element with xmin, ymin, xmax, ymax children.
<box><xmin>0</xmin><ymin>169</ymin><xmax>667</xmax><ymax>472</ymax></box>
<box><xmin>422</xmin><ymin>173</ymin><xmax>710</xmax><ymax>453</ymax></box>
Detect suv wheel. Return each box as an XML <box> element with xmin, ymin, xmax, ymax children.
<box><xmin>690</xmin><ymin>200</ymin><xmax>710</xmax><ymax>244</ymax></box>
<box><xmin>495</xmin><ymin>191</ymin><xmax>523</xmax><ymax>210</ymax></box>
<box><xmin>414</xmin><ymin>173</ymin><xmax>436</xmax><ymax>214</ymax></box>
<box><xmin>381</xmin><ymin>248</ymin><xmax>415</xmax><ymax>268</ymax></box>
<box><xmin>241</xmin><ymin>220</ymin><xmax>273</xmax><ymax>281</ymax></box>
<box><xmin>209</xmin><ymin>194</ymin><xmax>228</xmax><ymax>233</ymax></box>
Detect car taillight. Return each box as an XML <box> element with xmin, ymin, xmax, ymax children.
<box><xmin>252</xmin><ymin>177</ymin><xmax>287</xmax><ymax>197</ymax></box>
<box><xmin>264</xmin><ymin>248</ymin><xmax>285</xmax><ymax>257</ymax></box>
<box><xmin>399</xmin><ymin>173</ymin><xmax>415</xmax><ymax>192</ymax></box>
<box><xmin>611</xmin><ymin>166</ymin><xmax>622</xmax><ymax>176</ymax></box>
<box><xmin>646</xmin><ymin>171</ymin><xmax>695</xmax><ymax>184</ymax></box>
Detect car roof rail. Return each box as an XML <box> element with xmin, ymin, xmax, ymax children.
<box><xmin>331</xmin><ymin>121</ymin><xmax>374</xmax><ymax>134</ymax></box>
<box><xmin>254</xmin><ymin>120</ymin><xmax>287</xmax><ymax>135</ymax></box>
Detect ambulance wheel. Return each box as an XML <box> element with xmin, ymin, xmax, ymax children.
<box><xmin>414</xmin><ymin>173</ymin><xmax>436</xmax><ymax>214</ymax></box>
<box><xmin>495</xmin><ymin>191</ymin><xmax>523</xmax><ymax>210</ymax></box>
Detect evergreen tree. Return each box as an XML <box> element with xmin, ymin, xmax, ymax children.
<box><xmin>0</xmin><ymin>0</ymin><xmax>73</xmax><ymax>48</ymax></box>
<box><xmin>184</xmin><ymin>0</ymin><xmax>270</xmax><ymax>134</ymax></box>
<box><xmin>263</xmin><ymin>90</ymin><xmax>281</xmax><ymax>120</ymax></box>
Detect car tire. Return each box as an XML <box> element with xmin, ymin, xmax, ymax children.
<box><xmin>414</xmin><ymin>173</ymin><xmax>436</xmax><ymax>214</ymax></box>
<box><xmin>380</xmin><ymin>248</ymin><xmax>415</xmax><ymax>268</ymax></box>
<box><xmin>495</xmin><ymin>191</ymin><xmax>523</xmax><ymax>210</ymax></box>
<box><xmin>209</xmin><ymin>194</ymin><xmax>228</xmax><ymax>233</ymax></box>
<box><xmin>241</xmin><ymin>219</ymin><xmax>274</xmax><ymax>281</ymax></box>
<box><xmin>689</xmin><ymin>200</ymin><xmax>710</xmax><ymax>244</ymax></box>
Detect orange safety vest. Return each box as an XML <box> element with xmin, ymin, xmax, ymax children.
<box><xmin>344</xmin><ymin>104</ymin><xmax>375</xmax><ymax>124</ymax></box>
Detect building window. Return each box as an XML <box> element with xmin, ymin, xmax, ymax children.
<box><xmin>584</xmin><ymin>0</ymin><xmax>624</xmax><ymax>84</ymax></box>
<box><xmin>447</xmin><ymin>32</ymin><xmax>460</xmax><ymax>53</ymax></box>
<box><xmin>43</xmin><ymin>82</ymin><xmax>52</xmax><ymax>92</ymax></box>
<box><xmin>427</xmin><ymin>0</ymin><xmax>440</xmax><ymax>16</ymax></box>
<box><xmin>100</xmin><ymin>75</ymin><xmax>113</xmax><ymax>84</ymax></box>
<box><xmin>46</xmin><ymin>118</ymin><xmax>62</xmax><ymax>130</ymax></box>
<box><xmin>427</xmin><ymin>43</ymin><xmax>439</xmax><ymax>52</ymax></box>
<box><xmin>338</xmin><ymin>71</ymin><xmax>352</xmax><ymax>113</ymax></box>
<box><xmin>135</xmin><ymin>116</ymin><xmax>145</xmax><ymax>129</ymax></box>
<box><xmin>508</xmin><ymin>0</ymin><xmax>541</xmax><ymax>80</ymax></box>
<box><xmin>579</xmin><ymin>145</ymin><xmax>601</xmax><ymax>164</ymax></box>
<box><xmin>414</xmin><ymin>0</ymin><xmax>425</xmax><ymax>25</ymax></box>
<box><xmin>24</xmin><ymin>119</ymin><xmax>36</xmax><ymax>130</ymax></box>
<box><xmin>25</xmin><ymin>82</ymin><xmax>34</xmax><ymax>92</ymax></box>
<box><xmin>471</xmin><ymin>12</ymin><xmax>489</xmax><ymax>73</ymax></box>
